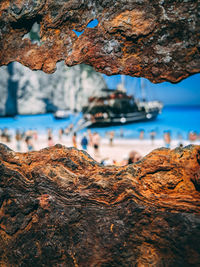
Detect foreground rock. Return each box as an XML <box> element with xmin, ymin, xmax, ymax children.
<box><xmin>0</xmin><ymin>143</ymin><xmax>200</xmax><ymax>266</ymax></box>
<box><xmin>0</xmin><ymin>1</ymin><xmax>199</xmax><ymax>83</ymax></box>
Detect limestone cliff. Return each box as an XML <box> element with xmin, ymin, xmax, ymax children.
<box><xmin>0</xmin><ymin>144</ymin><xmax>199</xmax><ymax>266</ymax></box>
<box><xmin>0</xmin><ymin>66</ymin><xmax>9</xmax><ymax>116</ymax></box>
<box><xmin>0</xmin><ymin>62</ymin><xmax>107</xmax><ymax>116</ymax></box>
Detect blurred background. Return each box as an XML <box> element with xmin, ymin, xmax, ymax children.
<box><xmin>0</xmin><ymin>61</ymin><xmax>199</xmax><ymax>165</ymax></box>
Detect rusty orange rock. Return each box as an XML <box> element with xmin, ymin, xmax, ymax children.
<box><xmin>0</xmin><ymin>0</ymin><xmax>199</xmax><ymax>82</ymax></box>
<box><xmin>0</xmin><ymin>143</ymin><xmax>200</xmax><ymax>266</ymax></box>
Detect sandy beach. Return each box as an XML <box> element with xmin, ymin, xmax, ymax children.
<box><xmin>1</xmin><ymin>133</ymin><xmax>199</xmax><ymax>164</ymax></box>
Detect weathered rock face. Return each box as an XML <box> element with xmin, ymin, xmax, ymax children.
<box><xmin>0</xmin><ymin>1</ymin><xmax>199</xmax><ymax>83</ymax></box>
<box><xmin>0</xmin><ymin>62</ymin><xmax>107</xmax><ymax>116</ymax></box>
<box><xmin>0</xmin><ymin>143</ymin><xmax>200</xmax><ymax>266</ymax></box>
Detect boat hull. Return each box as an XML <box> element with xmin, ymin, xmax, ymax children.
<box><xmin>54</xmin><ymin>116</ymin><xmax>70</xmax><ymax>120</ymax></box>
<box><xmin>53</xmin><ymin>109</ymin><xmax>72</xmax><ymax>120</ymax></box>
<box><xmin>85</xmin><ymin>110</ymin><xmax>160</xmax><ymax>128</ymax></box>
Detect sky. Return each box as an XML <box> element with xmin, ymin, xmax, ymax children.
<box><xmin>103</xmin><ymin>73</ymin><xmax>200</xmax><ymax>106</ymax></box>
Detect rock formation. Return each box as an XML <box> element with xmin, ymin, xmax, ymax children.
<box><xmin>0</xmin><ymin>143</ymin><xmax>200</xmax><ymax>266</ymax></box>
<box><xmin>0</xmin><ymin>66</ymin><xmax>9</xmax><ymax>116</ymax></box>
<box><xmin>0</xmin><ymin>62</ymin><xmax>107</xmax><ymax>116</ymax></box>
<box><xmin>0</xmin><ymin>1</ymin><xmax>199</xmax><ymax>83</ymax></box>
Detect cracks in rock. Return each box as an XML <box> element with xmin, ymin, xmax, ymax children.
<box><xmin>139</xmin><ymin>167</ymin><xmax>171</xmax><ymax>180</ymax></box>
<box><xmin>167</xmin><ymin>179</ymin><xmax>183</xmax><ymax>190</ymax></box>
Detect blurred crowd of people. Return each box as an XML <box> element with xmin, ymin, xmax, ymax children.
<box><xmin>138</xmin><ymin>128</ymin><xmax>200</xmax><ymax>148</ymax></box>
<box><xmin>0</xmin><ymin>128</ymin><xmax>38</xmax><ymax>152</ymax></box>
<box><xmin>0</xmin><ymin>126</ymin><xmax>199</xmax><ymax>166</ymax></box>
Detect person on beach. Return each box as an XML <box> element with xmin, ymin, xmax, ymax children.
<box><xmin>81</xmin><ymin>133</ymin><xmax>88</xmax><ymax>151</ymax></box>
<box><xmin>2</xmin><ymin>128</ymin><xmax>11</xmax><ymax>142</ymax></box>
<box><xmin>58</xmin><ymin>128</ymin><xmax>64</xmax><ymax>141</ymax></box>
<box><xmin>120</xmin><ymin>155</ymin><xmax>129</xmax><ymax>166</ymax></box>
<box><xmin>33</xmin><ymin>130</ymin><xmax>38</xmax><ymax>141</ymax></box>
<box><xmin>92</xmin><ymin>132</ymin><xmax>100</xmax><ymax>156</ymax></box>
<box><xmin>15</xmin><ymin>129</ymin><xmax>22</xmax><ymax>151</ymax></box>
<box><xmin>88</xmin><ymin>129</ymin><xmax>93</xmax><ymax>146</ymax></box>
<box><xmin>128</xmin><ymin>151</ymin><xmax>142</xmax><ymax>164</ymax></box>
<box><xmin>150</xmin><ymin>130</ymin><xmax>156</xmax><ymax>145</ymax></box>
<box><xmin>72</xmin><ymin>132</ymin><xmax>77</xmax><ymax>148</ymax></box>
<box><xmin>47</xmin><ymin>128</ymin><xmax>52</xmax><ymax>139</ymax></box>
<box><xmin>101</xmin><ymin>158</ymin><xmax>114</xmax><ymax>166</ymax></box>
<box><xmin>25</xmin><ymin>133</ymin><xmax>34</xmax><ymax>151</ymax></box>
<box><xmin>109</xmin><ymin>131</ymin><xmax>115</xmax><ymax>146</ymax></box>
<box><xmin>177</xmin><ymin>132</ymin><xmax>183</xmax><ymax>147</ymax></box>
<box><xmin>188</xmin><ymin>131</ymin><xmax>197</xmax><ymax>143</ymax></box>
<box><xmin>48</xmin><ymin>136</ymin><xmax>54</xmax><ymax>147</ymax></box>
<box><xmin>64</xmin><ymin>127</ymin><xmax>70</xmax><ymax>136</ymax></box>
<box><xmin>139</xmin><ymin>129</ymin><xmax>144</xmax><ymax>140</ymax></box>
<box><xmin>164</xmin><ymin>131</ymin><xmax>171</xmax><ymax>148</ymax></box>
<box><xmin>120</xmin><ymin>128</ymin><xmax>124</xmax><ymax>138</ymax></box>
<box><xmin>69</xmin><ymin>124</ymin><xmax>74</xmax><ymax>133</ymax></box>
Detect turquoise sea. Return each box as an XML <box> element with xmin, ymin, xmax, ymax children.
<box><xmin>0</xmin><ymin>106</ymin><xmax>199</xmax><ymax>140</ymax></box>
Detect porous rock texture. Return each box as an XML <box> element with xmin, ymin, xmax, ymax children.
<box><xmin>0</xmin><ymin>0</ymin><xmax>199</xmax><ymax>83</ymax></box>
<box><xmin>0</xmin><ymin>143</ymin><xmax>200</xmax><ymax>266</ymax></box>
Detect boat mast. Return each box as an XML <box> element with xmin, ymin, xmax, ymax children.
<box><xmin>118</xmin><ymin>75</ymin><xmax>126</xmax><ymax>92</ymax></box>
<box><xmin>140</xmin><ymin>78</ymin><xmax>146</xmax><ymax>102</ymax></box>
<box><xmin>121</xmin><ymin>75</ymin><xmax>125</xmax><ymax>89</ymax></box>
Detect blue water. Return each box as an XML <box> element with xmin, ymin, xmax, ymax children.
<box><xmin>0</xmin><ymin>106</ymin><xmax>199</xmax><ymax>139</ymax></box>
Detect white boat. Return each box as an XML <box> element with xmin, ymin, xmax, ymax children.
<box><xmin>54</xmin><ymin>110</ymin><xmax>71</xmax><ymax>119</ymax></box>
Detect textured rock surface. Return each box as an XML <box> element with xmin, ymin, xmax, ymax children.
<box><xmin>0</xmin><ymin>143</ymin><xmax>200</xmax><ymax>266</ymax></box>
<box><xmin>0</xmin><ymin>62</ymin><xmax>107</xmax><ymax>116</ymax></box>
<box><xmin>0</xmin><ymin>1</ymin><xmax>199</xmax><ymax>83</ymax></box>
